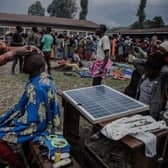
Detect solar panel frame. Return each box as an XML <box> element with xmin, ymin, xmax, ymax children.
<box><xmin>62</xmin><ymin>85</ymin><xmax>149</xmax><ymax>124</ymax></box>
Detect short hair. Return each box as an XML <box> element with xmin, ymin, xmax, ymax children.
<box><xmin>58</xmin><ymin>34</ymin><xmax>64</xmax><ymax>38</ymax></box>
<box><xmin>46</xmin><ymin>27</ymin><xmax>52</xmax><ymax>33</ymax></box>
<box><xmin>16</xmin><ymin>26</ymin><xmax>23</xmax><ymax>32</ymax></box>
<box><xmin>24</xmin><ymin>52</ymin><xmax>45</xmax><ymax>73</ymax></box>
<box><xmin>32</xmin><ymin>27</ymin><xmax>38</xmax><ymax>33</ymax></box>
<box><xmin>145</xmin><ymin>52</ymin><xmax>165</xmax><ymax>71</ymax></box>
<box><xmin>100</xmin><ymin>24</ymin><xmax>107</xmax><ymax>33</ymax></box>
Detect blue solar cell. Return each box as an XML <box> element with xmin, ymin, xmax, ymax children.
<box><xmin>63</xmin><ymin>85</ymin><xmax>149</xmax><ymax>123</ymax></box>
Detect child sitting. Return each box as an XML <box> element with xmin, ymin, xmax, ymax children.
<box><xmin>72</xmin><ymin>49</ymin><xmax>81</xmax><ymax>63</ymax></box>
<box><xmin>57</xmin><ymin>50</ymin><xmax>83</xmax><ymax>72</ymax></box>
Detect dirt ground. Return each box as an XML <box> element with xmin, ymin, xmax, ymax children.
<box><xmin>0</xmin><ymin>60</ymin><xmax>130</xmax><ymax>115</ymax></box>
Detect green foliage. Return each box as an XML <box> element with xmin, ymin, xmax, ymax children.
<box><xmin>136</xmin><ymin>0</ymin><xmax>147</xmax><ymax>28</ymax></box>
<box><xmin>47</xmin><ymin>0</ymin><xmax>77</xmax><ymax>18</ymax></box>
<box><xmin>28</xmin><ymin>1</ymin><xmax>45</xmax><ymax>16</ymax></box>
<box><xmin>143</xmin><ymin>19</ymin><xmax>154</xmax><ymax>28</ymax></box>
<box><xmin>152</xmin><ymin>16</ymin><xmax>165</xmax><ymax>28</ymax></box>
<box><xmin>79</xmin><ymin>0</ymin><xmax>88</xmax><ymax>20</ymax></box>
<box><xmin>131</xmin><ymin>16</ymin><xmax>165</xmax><ymax>29</ymax></box>
<box><xmin>130</xmin><ymin>21</ymin><xmax>140</xmax><ymax>29</ymax></box>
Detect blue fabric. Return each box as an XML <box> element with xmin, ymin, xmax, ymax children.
<box><xmin>77</xmin><ymin>70</ymin><xmax>112</xmax><ymax>78</ymax></box>
<box><xmin>0</xmin><ymin>73</ymin><xmax>60</xmax><ymax>144</ymax></box>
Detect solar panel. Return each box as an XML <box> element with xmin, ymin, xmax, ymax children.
<box><xmin>62</xmin><ymin>85</ymin><xmax>149</xmax><ymax>124</ymax></box>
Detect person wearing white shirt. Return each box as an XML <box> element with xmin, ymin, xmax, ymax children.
<box><xmin>91</xmin><ymin>24</ymin><xmax>111</xmax><ymax>85</ymax></box>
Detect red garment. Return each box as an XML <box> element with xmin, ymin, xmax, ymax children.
<box><xmin>0</xmin><ymin>140</ymin><xmax>20</xmax><ymax>167</ymax></box>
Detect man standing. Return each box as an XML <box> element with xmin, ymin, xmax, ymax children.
<box><xmin>89</xmin><ymin>24</ymin><xmax>112</xmax><ymax>85</ymax></box>
<box><xmin>41</xmin><ymin>27</ymin><xmax>53</xmax><ymax>74</ymax></box>
<box><xmin>27</xmin><ymin>27</ymin><xmax>41</xmax><ymax>48</ymax></box>
<box><xmin>11</xmin><ymin>26</ymin><xmax>24</xmax><ymax>74</ymax></box>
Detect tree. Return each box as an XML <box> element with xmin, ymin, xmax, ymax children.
<box><xmin>130</xmin><ymin>21</ymin><xmax>140</xmax><ymax>29</ymax></box>
<box><xmin>28</xmin><ymin>1</ymin><xmax>45</xmax><ymax>16</ymax></box>
<box><xmin>47</xmin><ymin>0</ymin><xmax>77</xmax><ymax>18</ymax></box>
<box><xmin>79</xmin><ymin>0</ymin><xmax>88</xmax><ymax>20</ymax></box>
<box><xmin>144</xmin><ymin>19</ymin><xmax>154</xmax><ymax>28</ymax></box>
<box><xmin>152</xmin><ymin>16</ymin><xmax>165</xmax><ymax>28</ymax></box>
<box><xmin>131</xmin><ymin>16</ymin><xmax>166</xmax><ymax>29</ymax></box>
<box><xmin>136</xmin><ymin>0</ymin><xmax>147</xmax><ymax>28</ymax></box>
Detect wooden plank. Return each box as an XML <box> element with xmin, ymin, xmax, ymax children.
<box><xmin>31</xmin><ymin>144</ymin><xmax>52</xmax><ymax>168</ymax></box>
<box><xmin>121</xmin><ymin>130</ymin><xmax>168</xmax><ymax>150</ymax></box>
<box><xmin>30</xmin><ymin>143</ymin><xmax>81</xmax><ymax>168</ymax></box>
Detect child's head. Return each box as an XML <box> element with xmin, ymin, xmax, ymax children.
<box><xmin>145</xmin><ymin>52</ymin><xmax>164</xmax><ymax>80</ymax></box>
<box><xmin>23</xmin><ymin>51</ymin><xmax>45</xmax><ymax>76</ymax></box>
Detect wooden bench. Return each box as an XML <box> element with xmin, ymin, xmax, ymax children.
<box><xmin>26</xmin><ymin>142</ymin><xmax>81</xmax><ymax>168</ymax></box>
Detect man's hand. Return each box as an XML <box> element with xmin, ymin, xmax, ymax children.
<box><xmin>0</xmin><ymin>45</ymin><xmax>44</xmax><ymax>66</ymax></box>
<box><xmin>13</xmin><ymin>46</ymin><xmax>30</xmax><ymax>56</ymax></box>
<box><xmin>14</xmin><ymin>45</ymin><xmax>43</xmax><ymax>56</ymax></box>
<box><xmin>0</xmin><ymin>41</ymin><xmax>6</xmax><ymax>48</ymax></box>
<box><xmin>27</xmin><ymin>45</ymin><xmax>43</xmax><ymax>55</ymax></box>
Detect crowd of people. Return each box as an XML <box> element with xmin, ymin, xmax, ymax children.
<box><xmin>0</xmin><ymin>24</ymin><xmax>168</xmax><ymax>167</ymax></box>
<box><xmin>4</xmin><ymin>25</ymin><xmax>168</xmax><ymax>66</ymax></box>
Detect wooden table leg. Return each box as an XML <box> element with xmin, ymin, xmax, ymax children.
<box><xmin>63</xmin><ymin>101</ymin><xmax>80</xmax><ymax>143</ymax></box>
<box><xmin>132</xmin><ymin>147</ymin><xmax>157</xmax><ymax>168</ymax></box>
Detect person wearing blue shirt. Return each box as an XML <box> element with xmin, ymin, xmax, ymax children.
<box><xmin>41</xmin><ymin>27</ymin><xmax>54</xmax><ymax>74</ymax></box>
<box><xmin>0</xmin><ymin>51</ymin><xmax>60</xmax><ymax>167</ymax></box>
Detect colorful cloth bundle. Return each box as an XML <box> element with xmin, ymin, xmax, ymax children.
<box><xmin>33</xmin><ymin>133</ymin><xmax>70</xmax><ymax>160</ymax></box>
<box><xmin>89</xmin><ymin>59</ymin><xmax>112</xmax><ymax>78</ymax></box>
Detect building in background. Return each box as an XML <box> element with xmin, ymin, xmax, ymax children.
<box><xmin>0</xmin><ymin>13</ymin><xmax>98</xmax><ymax>37</ymax></box>
<box><xmin>110</xmin><ymin>27</ymin><xmax>168</xmax><ymax>39</ymax></box>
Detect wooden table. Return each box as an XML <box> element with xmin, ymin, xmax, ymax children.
<box><xmin>62</xmin><ymin>95</ymin><xmax>168</xmax><ymax>168</ymax></box>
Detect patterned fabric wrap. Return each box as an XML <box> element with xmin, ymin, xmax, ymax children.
<box><xmin>0</xmin><ymin>72</ymin><xmax>60</xmax><ymax>144</ymax></box>
<box><xmin>89</xmin><ymin>59</ymin><xmax>112</xmax><ymax>78</ymax></box>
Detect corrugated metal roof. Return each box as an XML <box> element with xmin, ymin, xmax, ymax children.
<box><xmin>112</xmin><ymin>27</ymin><xmax>168</xmax><ymax>34</ymax></box>
<box><xmin>0</xmin><ymin>13</ymin><xmax>98</xmax><ymax>29</ymax></box>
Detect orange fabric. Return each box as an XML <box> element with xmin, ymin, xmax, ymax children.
<box><xmin>111</xmin><ymin>39</ymin><xmax>116</xmax><ymax>58</ymax></box>
<box><xmin>111</xmin><ymin>70</ymin><xmax>127</xmax><ymax>80</ymax></box>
